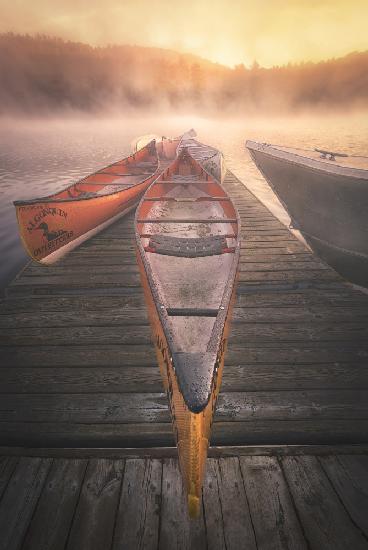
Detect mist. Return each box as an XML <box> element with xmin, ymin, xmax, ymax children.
<box><xmin>1</xmin><ymin>33</ymin><xmax>368</xmax><ymax>117</ymax></box>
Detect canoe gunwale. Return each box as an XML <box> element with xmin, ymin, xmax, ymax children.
<box><xmin>13</xmin><ymin>166</ymin><xmax>161</xmax><ymax>206</ymax></box>
<box><xmin>13</xmin><ymin>139</ymin><xmax>159</xmax><ymax>207</ymax></box>
<box><xmin>246</xmin><ymin>140</ymin><xmax>368</xmax><ymax>181</ymax></box>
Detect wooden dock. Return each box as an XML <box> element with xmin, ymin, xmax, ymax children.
<box><xmin>1</xmin><ymin>171</ymin><xmax>367</xmax><ymax>448</ymax></box>
<box><xmin>0</xmin><ymin>450</ymin><xmax>368</xmax><ymax>550</ymax></box>
<box><xmin>0</xmin><ymin>171</ymin><xmax>368</xmax><ymax>549</ymax></box>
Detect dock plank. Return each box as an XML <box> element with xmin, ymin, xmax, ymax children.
<box><xmin>319</xmin><ymin>455</ymin><xmax>368</xmax><ymax>537</ymax></box>
<box><xmin>216</xmin><ymin>457</ymin><xmax>257</xmax><ymax>550</ymax></box>
<box><xmin>281</xmin><ymin>456</ymin><xmax>368</xmax><ymax>550</ymax></box>
<box><xmin>0</xmin><ymin>457</ymin><xmax>52</xmax><ymax>550</ymax></box>
<box><xmin>1</xmin><ymin>361</ymin><xmax>366</xmax><ymax>394</ymax></box>
<box><xmin>21</xmin><ymin>459</ymin><xmax>87</xmax><ymax>550</ymax></box>
<box><xmin>159</xmin><ymin>458</ymin><xmax>206</xmax><ymax>550</ymax></box>
<box><xmin>66</xmin><ymin>459</ymin><xmax>124</xmax><ymax>550</ymax></box>
<box><xmin>112</xmin><ymin>459</ymin><xmax>161</xmax><ymax>550</ymax></box>
<box><xmin>240</xmin><ymin>456</ymin><xmax>307</xmax><ymax>550</ymax></box>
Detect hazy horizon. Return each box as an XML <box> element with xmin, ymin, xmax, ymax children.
<box><xmin>1</xmin><ymin>0</ymin><xmax>367</xmax><ymax>67</ymax></box>
<box><xmin>1</xmin><ymin>33</ymin><xmax>367</xmax><ymax>116</ymax></box>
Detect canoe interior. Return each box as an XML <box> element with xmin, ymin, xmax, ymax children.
<box><xmin>137</xmin><ymin>149</ymin><xmax>239</xmax><ymax>359</ymax></box>
<box><xmin>136</xmin><ymin>148</ymin><xmax>240</xmax><ymax>516</ymax></box>
<box><xmin>178</xmin><ymin>137</ymin><xmax>226</xmax><ymax>183</ymax></box>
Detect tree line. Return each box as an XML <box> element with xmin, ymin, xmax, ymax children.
<box><xmin>0</xmin><ymin>33</ymin><xmax>367</xmax><ymax>114</ymax></box>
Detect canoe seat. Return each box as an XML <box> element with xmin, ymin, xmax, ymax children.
<box><xmin>148</xmin><ymin>234</ymin><xmax>227</xmax><ymax>257</ymax></box>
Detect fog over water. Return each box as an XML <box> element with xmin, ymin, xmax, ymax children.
<box><xmin>1</xmin><ymin>112</ymin><xmax>367</xmax><ymax>292</ymax></box>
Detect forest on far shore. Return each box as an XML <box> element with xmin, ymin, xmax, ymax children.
<box><xmin>0</xmin><ymin>33</ymin><xmax>367</xmax><ymax>115</ymax></box>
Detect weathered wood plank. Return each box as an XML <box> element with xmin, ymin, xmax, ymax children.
<box><xmin>66</xmin><ymin>459</ymin><xmax>124</xmax><ymax>550</ymax></box>
<box><xmin>1</xmin><ymin>362</ymin><xmax>365</xmax><ymax>393</ymax></box>
<box><xmin>234</xmin><ymin>289</ymin><xmax>368</xmax><ymax>308</ymax></box>
<box><xmin>319</xmin><ymin>455</ymin><xmax>368</xmax><ymax>537</ymax></box>
<box><xmin>0</xmin><ymin>345</ymin><xmax>156</xmax><ymax>367</ymax></box>
<box><xmin>215</xmin><ymin>457</ymin><xmax>257</xmax><ymax>550</ymax></box>
<box><xmin>202</xmin><ymin>459</ymin><xmax>227</xmax><ymax>550</ymax></box>
<box><xmin>2</xmin><ymin>420</ymin><xmax>367</xmax><ymax>448</ymax></box>
<box><xmin>0</xmin><ymin>308</ymin><xmax>149</xmax><ymax>329</ymax></box>
<box><xmin>2</xmin><ymin>446</ymin><xmax>368</xmax><ymax>459</ymax></box>
<box><xmin>232</xmin><ymin>306</ymin><xmax>368</xmax><ymax>323</ymax></box>
<box><xmin>159</xmin><ymin>458</ymin><xmax>206</xmax><ymax>550</ymax></box>
<box><xmin>281</xmin><ymin>456</ymin><xmax>368</xmax><ymax>550</ymax></box>
<box><xmin>240</xmin><ymin>456</ymin><xmax>307</xmax><ymax>550</ymax></box>
<box><xmin>0</xmin><ymin>294</ymin><xmax>145</xmax><ymax>314</ymax></box>
<box><xmin>9</xmin><ymin>273</ymin><xmax>141</xmax><ymax>287</ymax></box>
<box><xmin>2</xmin><ymin>303</ymin><xmax>366</xmax><ymax>329</ymax></box>
<box><xmin>227</xmin><ymin>345</ymin><xmax>368</xmax><ymax>363</ymax></box>
<box><xmin>238</xmin><ymin>269</ymin><xmax>340</xmax><ymax>283</ymax></box>
<box><xmin>0</xmin><ymin>456</ymin><xmax>18</xmax><ymax>501</ymax></box>
<box><xmin>0</xmin><ymin>457</ymin><xmax>52</xmax><ymax>550</ymax></box>
<box><xmin>1</xmin><ymin>343</ymin><xmax>366</xmax><ymax>369</ymax></box>
<box><xmin>0</xmin><ymin>390</ymin><xmax>366</xmax><ymax>424</ymax></box>
<box><xmin>0</xmin><ymin>325</ymin><xmax>152</xmax><ymax>346</ymax></box>
<box><xmin>112</xmin><ymin>459</ymin><xmax>161</xmax><ymax>550</ymax></box>
<box><xmin>229</xmin><ymin>322</ymin><xmax>368</xmax><ymax>343</ymax></box>
<box><xmin>23</xmin><ymin>264</ymin><xmax>140</xmax><ymax>276</ymax></box>
<box><xmin>239</xmin><ymin>261</ymin><xmax>329</xmax><ymax>271</ymax></box>
<box><xmin>21</xmin><ymin>459</ymin><xmax>87</xmax><ymax>550</ymax></box>
<box><xmin>1</xmin><ymin>320</ymin><xmax>366</xmax><ymax>347</ymax></box>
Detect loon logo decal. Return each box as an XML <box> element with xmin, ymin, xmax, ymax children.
<box><xmin>35</xmin><ymin>222</ymin><xmax>67</xmax><ymax>242</ymax></box>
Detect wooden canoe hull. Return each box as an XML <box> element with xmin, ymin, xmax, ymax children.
<box><xmin>136</xmin><ymin>246</ymin><xmax>238</xmax><ymax>517</ymax></box>
<box><xmin>135</xmin><ymin>147</ymin><xmax>240</xmax><ymax>516</ymax></box>
<box><xmin>15</xmin><ymin>171</ymin><xmax>159</xmax><ymax>264</ymax></box>
<box><xmin>13</xmin><ymin>140</ymin><xmax>167</xmax><ymax>263</ymax></box>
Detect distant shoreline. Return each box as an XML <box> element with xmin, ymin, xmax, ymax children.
<box><xmin>1</xmin><ymin>34</ymin><xmax>367</xmax><ymax>115</ymax></box>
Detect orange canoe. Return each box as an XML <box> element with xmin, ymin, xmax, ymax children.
<box><xmin>135</xmin><ymin>146</ymin><xmax>240</xmax><ymax>517</ymax></box>
<box><xmin>14</xmin><ymin>138</ymin><xmax>180</xmax><ymax>264</ymax></box>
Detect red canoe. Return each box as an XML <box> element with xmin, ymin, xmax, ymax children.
<box><xmin>14</xmin><ymin>138</ymin><xmax>180</xmax><ymax>264</ymax></box>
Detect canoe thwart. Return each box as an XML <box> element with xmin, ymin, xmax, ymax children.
<box><xmin>137</xmin><ymin>218</ymin><xmax>238</xmax><ymax>224</ymax></box>
<box><xmin>166</xmin><ymin>308</ymin><xmax>219</xmax><ymax>317</ymax></box>
<box><xmin>142</xmin><ymin>196</ymin><xmax>231</xmax><ymax>202</ymax></box>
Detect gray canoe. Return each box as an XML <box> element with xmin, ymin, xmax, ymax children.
<box><xmin>246</xmin><ymin>140</ymin><xmax>368</xmax><ymax>287</ymax></box>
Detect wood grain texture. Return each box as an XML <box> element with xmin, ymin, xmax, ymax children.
<box><xmin>112</xmin><ymin>459</ymin><xmax>161</xmax><ymax>550</ymax></box>
<box><xmin>215</xmin><ymin>457</ymin><xmax>257</xmax><ymax>550</ymax></box>
<box><xmin>319</xmin><ymin>455</ymin><xmax>368</xmax><ymax>537</ymax></box>
<box><xmin>66</xmin><ymin>459</ymin><xmax>124</xmax><ymax>550</ymax></box>
<box><xmin>21</xmin><ymin>459</ymin><xmax>87</xmax><ymax>550</ymax></box>
<box><xmin>0</xmin><ymin>457</ymin><xmax>52</xmax><ymax>550</ymax></box>
<box><xmin>159</xmin><ymin>458</ymin><xmax>206</xmax><ymax>550</ymax></box>
<box><xmin>202</xmin><ymin>459</ymin><xmax>227</xmax><ymax>550</ymax></box>
<box><xmin>240</xmin><ymin>456</ymin><xmax>307</xmax><ymax>550</ymax></box>
<box><xmin>281</xmin><ymin>456</ymin><xmax>368</xmax><ymax>550</ymax></box>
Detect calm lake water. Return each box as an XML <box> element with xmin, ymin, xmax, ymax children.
<box><xmin>1</xmin><ymin>113</ymin><xmax>368</xmax><ymax>292</ymax></box>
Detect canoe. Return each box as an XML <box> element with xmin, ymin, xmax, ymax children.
<box><xmin>134</xmin><ymin>129</ymin><xmax>226</xmax><ymax>183</ymax></box>
<box><xmin>178</xmin><ymin>131</ymin><xmax>227</xmax><ymax>183</ymax></box>
<box><xmin>135</xmin><ymin>146</ymin><xmax>240</xmax><ymax>517</ymax></box>
<box><xmin>246</xmin><ymin>140</ymin><xmax>368</xmax><ymax>287</ymax></box>
<box><xmin>14</xmin><ymin>139</ymin><xmax>179</xmax><ymax>264</ymax></box>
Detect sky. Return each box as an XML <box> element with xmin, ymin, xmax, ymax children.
<box><xmin>0</xmin><ymin>0</ymin><xmax>367</xmax><ymax>67</ymax></box>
